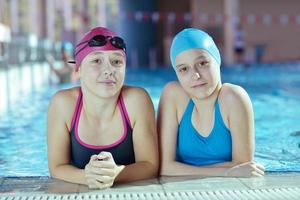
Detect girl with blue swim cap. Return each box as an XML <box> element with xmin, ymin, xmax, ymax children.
<box><xmin>158</xmin><ymin>28</ymin><xmax>264</xmax><ymax>177</ymax></box>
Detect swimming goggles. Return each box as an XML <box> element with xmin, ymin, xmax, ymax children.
<box><xmin>75</xmin><ymin>34</ymin><xmax>126</xmax><ymax>57</ymax></box>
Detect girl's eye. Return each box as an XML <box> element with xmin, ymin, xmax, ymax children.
<box><xmin>196</xmin><ymin>61</ymin><xmax>209</xmax><ymax>68</ymax></box>
<box><xmin>92</xmin><ymin>59</ymin><xmax>102</xmax><ymax>64</ymax></box>
<box><xmin>178</xmin><ymin>66</ymin><xmax>188</xmax><ymax>73</ymax></box>
<box><xmin>111</xmin><ymin>59</ymin><xmax>123</xmax><ymax>66</ymax></box>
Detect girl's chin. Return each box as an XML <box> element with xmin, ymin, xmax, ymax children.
<box><xmin>97</xmin><ymin>89</ymin><xmax>121</xmax><ymax>98</ymax></box>
<box><xmin>190</xmin><ymin>90</ymin><xmax>213</xmax><ymax>99</ymax></box>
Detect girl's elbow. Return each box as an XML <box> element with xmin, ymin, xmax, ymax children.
<box><xmin>159</xmin><ymin>163</ymin><xmax>174</xmax><ymax>176</ymax></box>
<box><xmin>148</xmin><ymin>161</ymin><xmax>159</xmax><ymax>178</ymax></box>
<box><xmin>48</xmin><ymin>164</ymin><xmax>62</xmax><ymax>179</ymax></box>
<box><xmin>49</xmin><ymin>167</ymin><xmax>58</xmax><ymax>179</ymax></box>
<box><xmin>160</xmin><ymin>170</ymin><xmax>173</xmax><ymax>176</ymax></box>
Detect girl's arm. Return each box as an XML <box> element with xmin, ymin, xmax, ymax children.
<box><xmin>114</xmin><ymin>88</ymin><xmax>159</xmax><ymax>183</ymax></box>
<box><xmin>47</xmin><ymin>91</ymin><xmax>87</xmax><ymax>185</ymax></box>
<box><xmin>224</xmin><ymin>85</ymin><xmax>254</xmax><ymax>164</ymax></box>
<box><xmin>158</xmin><ymin>83</ymin><xmax>263</xmax><ymax>177</ymax></box>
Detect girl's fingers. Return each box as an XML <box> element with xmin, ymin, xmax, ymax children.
<box><xmin>94</xmin><ymin>175</ymin><xmax>114</xmax><ymax>184</ymax></box>
<box><xmin>90</xmin><ymin>155</ymin><xmax>98</xmax><ymax>161</ymax></box>
<box><xmin>250</xmin><ymin>164</ymin><xmax>264</xmax><ymax>177</ymax></box>
<box><xmin>91</xmin><ymin>160</ymin><xmax>115</xmax><ymax>169</ymax></box>
<box><xmin>87</xmin><ymin>167</ymin><xmax>115</xmax><ymax>177</ymax></box>
<box><xmin>251</xmin><ymin>170</ymin><xmax>263</xmax><ymax>177</ymax></box>
<box><xmin>91</xmin><ymin>179</ymin><xmax>104</xmax><ymax>189</ymax></box>
<box><xmin>98</xmin><ymin>151</ymin><xmax>112</xmax><ymax>160</ymax></box>
<box><xmin>87</xmin><ymin>179</ymin><xmax>100</xmax><ymax>189</ymax></box>
<box><xmin>255</xmin><ymin>163</ymin><xmax>265</xmax><ymax>171</ymax></box>
<box><xmin>90</xmin><ymin>179</ymin><xmax>112</xmax><ymax>190</ymax></box>
<box><xmin>254</xmin><ymin>166</ymin><xmax>265</xmax><ymax>176</ymax></box>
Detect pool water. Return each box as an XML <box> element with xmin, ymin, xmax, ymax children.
<box><xmin>0</xmin><ymin>63</ymin><xmax>300</xmax><ymax>176</ymax></box>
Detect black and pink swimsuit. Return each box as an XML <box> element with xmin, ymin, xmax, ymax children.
<box><xmin>69</xmin><ymin>89</ymin><xmax>135</xmax><ymax>169</ymax></box>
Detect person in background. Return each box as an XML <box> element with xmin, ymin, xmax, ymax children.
<box><xmin>234</xmin><ymin>23</ymin><xmax>246</xmax><ymax>64</ymax></box>
<box><xmin>46</xmin><ymin>45</ymin><xmax>78</xmax><ymax>84</ymax></box>
<box><xmin>47</xmin><ymin>27</ymin><xmax>158</xmax><ymax>189</ymax></box>
<box><xmin>158</xmin><ymin>28</ymin><xmax>264</xmax><ymax>178</ymax></box>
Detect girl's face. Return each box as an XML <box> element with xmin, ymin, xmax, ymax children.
<box><xmin>79</xmin><ymin>50</ymin><xmax>126</xmax><ymax>98</ymax></box>
<box><xmin>175</xmin><ymin>48</ymin><xmax>221</xmax><ymax>99</ymax></box>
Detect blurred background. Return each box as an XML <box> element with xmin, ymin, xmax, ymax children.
<box><xmin>1</xmin><ymin>0</ymin><xmax>300</xmax><ymax>68</ymax></box>
<box><xmin>0</xmin><ymin>0</ymin><xmax>300</xmax><ymax>176</ymax></box>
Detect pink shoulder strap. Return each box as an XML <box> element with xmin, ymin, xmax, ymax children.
<box><xmin>119</xmin><ymin>94</ymin><xmax>132</xmax><ymax>129</ymax></box>
<box><xmin>70</xmin><ymin>89</ymin><xmax>82</xmax><ymax>131</ymax></box>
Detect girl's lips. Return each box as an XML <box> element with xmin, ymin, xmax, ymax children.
<box><xmin>98</xmin><ymin>80</ymin><xmax>116</xmax><ymax>83</ymax></box>
<box><xmin>191</xmin><ymin>83</ymin><xmax>207</xmax><ymax>88</ymax></box>
<box><xmin>98</xmin><ymin>80</ymin><xmax>116</xmax><ymax>85</ymax></box>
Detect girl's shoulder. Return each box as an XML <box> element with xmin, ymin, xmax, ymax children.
<box><xmin>50</xmin><ymin>87</ymin><xmax>80</xmax><ymax>104</ymax></box>
<box><xmin>49</xmin><ymin>87</ymin><xmax>80</xmax><ymax>117</ymax></box>
<box><xmin>219</xmin><ymin>83</ymin><xmax>252</xmax><ymax>115</ymax></box>
<box><xmin>121</xmin><ymin>85</ymin><xmax>151</xmax><ymax>102</ymax></box>
<box><xmin>163</xmin><ymin>81</ymin><xmax>187</xmax><ymax>95</ymax></box>
<box><xmin>121</xmin><ymin>85</ymin><xmax>154</xmax><ymax>107</ymax></box>
<box><xmin>160</xmin><ymin>81</ymin><xmax>189</xmax><ymax>102</ymax></box>
<box><xmin>120</xmin><ymin>85</ymin><xmax>155</xmax><ymax>126</ymax></box>
<box><xmin>219</xmin><ymin>83</ymin><xmax>250</xmax><ymax>104</ymax></box>
<box><xmin>159</xmin><ymin>81</ymin><xmax>190</xmax><ymax>120</ymax></box>
<box><xmin>217</xmin><ymin>83</ymin><xmax>252</xmax><ymax>128</ymax></box>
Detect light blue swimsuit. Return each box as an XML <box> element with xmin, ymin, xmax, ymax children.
<box><xmin>176</xmin><ymin>99</ymin><xmax>232</xmax><ymax>166</ymax></box>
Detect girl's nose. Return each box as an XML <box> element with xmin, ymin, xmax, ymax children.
<box><xmin>103</xmin><ymin>64</ymin><xmax>114</xmax><ymax>77</ymax></box>
<box><xmin>104</xmin><ymin>69</ymin><xmax>113</xmax><ymax>77</ymax></box>
<box><xmin>193</xmin><ymin>72</ymin><xmax>201</xmax><ymax>80</ymax></box>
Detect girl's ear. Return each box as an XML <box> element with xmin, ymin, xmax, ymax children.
<box><xmin>77</xmin><ymin>66</ymin><xmax>81</xmax><ymax>78</ymax></box>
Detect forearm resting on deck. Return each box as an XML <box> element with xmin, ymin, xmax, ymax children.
<box><xmin>50</xmin><ymin>164</ymin><xmax>87</xmax><ymax>185</ymax></box>
<box><xmin>115</xmin><ymin>161</ymin><xmax>158</xmax><ymax>184</ymax></box>
<box><xmin>160</xmin><ymin>161</ymin><xmax>234</xmax><ymax>177</ymax></box>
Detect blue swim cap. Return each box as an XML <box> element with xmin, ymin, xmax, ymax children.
<box><xmin>170</xmin><ymin>28</ymin><xmax>221</xmax><ymax>67</ymax></box>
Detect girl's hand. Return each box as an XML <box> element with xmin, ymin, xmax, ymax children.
<box><xmin>84</xmin><ymin>152</ymin><xmax>124</xmax><ymax>189</ymax></box>
<box><xmin>225</xmin><ymin>161</ymin><xmax>265</xmax><ymax>177</ymax></box>
<box><xmin>84</xmin><ymin>154</ymin><xmax>112</xmax><ymax>189</ymax></box>
<box><xmin>96</xmin><ymin>152</ymin><xmax>125</xmax><ymax>182</ymax></box>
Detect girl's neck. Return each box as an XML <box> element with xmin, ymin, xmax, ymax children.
<box><xmin>81</xmin><ymin>87</ymin><xmax>120</xmax><ymax>123</ymax></box>
<box><xmin>192</xmin><ymin>82</ymin><xmax>222</xmax><ymax>111</ymax></box>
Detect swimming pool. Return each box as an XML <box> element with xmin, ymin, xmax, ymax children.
<box><xmin>0</xmin><ymin>63</ymin><xmax>300</xmax><ymax>176</ymax></box>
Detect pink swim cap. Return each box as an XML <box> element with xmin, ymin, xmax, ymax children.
<box><xmin>74</xmin><ymin>27</ymin><xmax>126</xmax><ymax>71</ymax></box>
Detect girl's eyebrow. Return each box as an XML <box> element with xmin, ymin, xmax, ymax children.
<box><xmin>194</xmin><ymin>55</ymin><xmax>208</xmax><ymax>60</ymax></box>
<box><xmin>112</xmin><ymin>52</ymin><xmax>123</xmax><ymax>57</ymax></box>
<box><xmin>176</xmin><ymin>55</ymin><xmax>209</xmax><ymax>68</ymax></box>
<box><xmin>90</xmin><ymin>52</ymin><xmax>104</xmax><ymax>56</ymax></box>
<box><xmin>176</xmin><ymin>64</ymin><xmax>186</xmax><ymax>68</ymax></box>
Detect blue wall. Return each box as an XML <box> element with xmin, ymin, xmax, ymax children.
<box><xmin>118</xmin><ymin>0</ymin><xmax>157</xmax><ymax>67</ymax></box>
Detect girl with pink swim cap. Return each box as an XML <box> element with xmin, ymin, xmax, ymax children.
<box><xmin>47</xmin><ymin>27</ymin><xmax>158</xmax><ymax>189</ymax></box>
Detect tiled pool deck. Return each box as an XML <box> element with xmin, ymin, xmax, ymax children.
<box><xmin>0</xmin><ymin>173</ymin><xmax>300</xmax><ymax>199</ymax></box>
